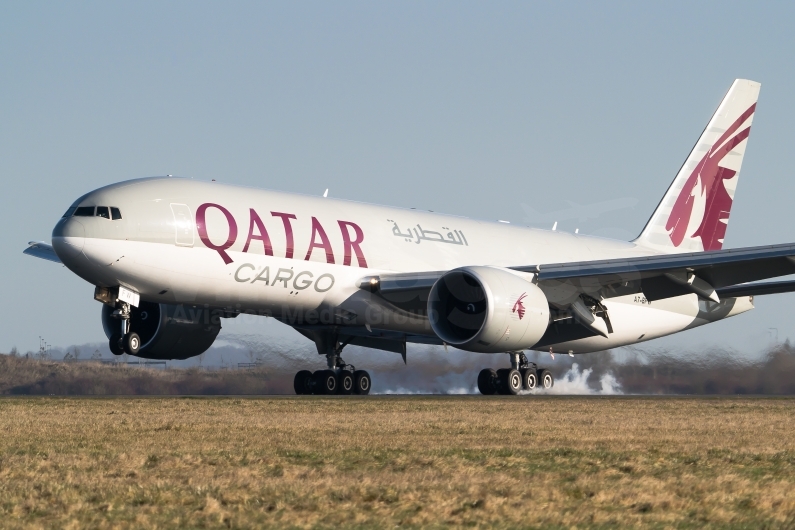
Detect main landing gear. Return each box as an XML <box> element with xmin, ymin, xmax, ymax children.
<box><xmin>108</xmin><ymin>302</ymin><xmax>141</xmax><ymax>356</ymax></box>
<box><xmin>477</xmin><ymin>352</ymin><xmax>554</xmax><ymax>395</ymax></box>
<box><xmin>294</xmin><ymin>341</ymin><xmax>371</xmax><ymax>395</ymax></box>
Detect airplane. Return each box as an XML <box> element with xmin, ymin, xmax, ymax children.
<box><xmin>24</xmin><ymin>79</ymin><xmax>795</xmax><ymax>395</ymax></box>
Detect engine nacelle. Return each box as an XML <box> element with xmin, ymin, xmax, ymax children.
<box><xmin>428</xmin><ymin>266</ymin><xmax>549</xmax><ymax>353</ymax></box>
<box><xmin>102</xmin><ymin>302</ymin><xmax>222</xmax><ymax>360</ymax></box>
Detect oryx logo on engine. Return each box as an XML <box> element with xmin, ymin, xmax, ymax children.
<box><xmin>512</xmin><ymin>293</ymin><xmax>528</xmax><ymax>320</ymax></box>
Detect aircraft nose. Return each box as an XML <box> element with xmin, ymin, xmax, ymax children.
<box><xmin>52</xmin><ymin>217</ymin><xmax>85</xmax><ymax>260</ymax></box>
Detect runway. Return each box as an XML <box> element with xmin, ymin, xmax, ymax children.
<box><xmin>1</xmin><ymin>396</ymin><xmax>794</xmax><ymax>527</ymax></box>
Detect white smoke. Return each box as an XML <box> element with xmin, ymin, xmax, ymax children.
<box><xmin>376</xmin><ymin>364</ymin><xmax>622</xmax><ymax>395</ymax></box>
<box><xmin>535</xmin><ymin>363</ymin><xmax>622</xmax><ymax>395</ymax></box>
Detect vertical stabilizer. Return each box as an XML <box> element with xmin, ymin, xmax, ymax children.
<box><xmin>635</xmin><ymin>79</ymin><xmax>760</xmax><ymax>253</ymax></box>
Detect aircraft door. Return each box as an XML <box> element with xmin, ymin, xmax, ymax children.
<box><xmin>170</xmin><ymin>203</ymin><xmax>194</xmax><ymax>247</ymax></box>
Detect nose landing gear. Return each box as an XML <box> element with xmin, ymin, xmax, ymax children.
<box><xmin>108</xmin><ymin>302</ymin><xmax>141</xmax><ymax>356</ymax></box>
<box><xmin>477</xmin><ymin>352</ymin><xmax>554</xmax><ymax>395</ymax></box>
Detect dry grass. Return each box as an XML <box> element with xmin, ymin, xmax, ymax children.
<box><xmin>0</xmin><ymin>355</ymin><xmax>293</xmax><ymax>395</ymax></box>
<box><xmin>1</xmin><ymin>397</ymin><xmax>795</xmax><ymax>529</ymax></box>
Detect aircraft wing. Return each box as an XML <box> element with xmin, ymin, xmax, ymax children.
<box><xmin>361</xmin><ymin>242</ymin><xmax>795</xmax><ymax>305</ymax></box>
<box><xmin>513</xmin><ymin>242</ymin><xmax>795</xmax><ymax>303</ymax></box>
<box><xmin>23</xmin><ymin>241</ymin><xmax>61</xmax><ymax>264</ymax></box>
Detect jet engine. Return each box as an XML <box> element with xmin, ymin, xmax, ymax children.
<box><xmin>428</xmin><ymin>266</ymin><xmax>549</xmax><ymax>353</ymax></box>
<box><xmin>101</xmin><ymin>302</ymin><xmax>222</xmax><ymax>360</ymax></box>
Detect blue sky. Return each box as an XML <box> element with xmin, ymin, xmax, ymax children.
<box><xmin>2</xmin><ymin>1</ymin><xmax>794</xmax><ymax>356</ymax></box>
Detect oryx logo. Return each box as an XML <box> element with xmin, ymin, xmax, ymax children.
<box><xmin>512</xmin><ymin>293</ymin><xmax>528</xmax><ymax>320</ymax></box>
<box><xmin>665</xmin><ymin>103</ymin><xmax>756</xmax><ymax>251</ymax></box>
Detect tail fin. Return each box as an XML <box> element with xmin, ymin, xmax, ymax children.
<box><xmin>635</xmin><ymin>79</ymin><xmax>760</xmax><ymax>253</ymax></box>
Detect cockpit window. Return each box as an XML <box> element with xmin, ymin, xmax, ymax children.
<box><xmin>62</xmin><ymin>207</ymin><xmax>77</xmax><ymax>218</ymax></box>
<box><xmin>74</xmin><ymin>206</ymin><xmax>95</xmax><ymax>217</ymax></box>
<box><xmin>96</xmin><ymin>206</ymin><xmax>110</xmax><ymax>219</ymax></box>
<box><xmin>111</xmin><ymin>207</ymin><xmax>122</xmax><ymax>220</ymax></box>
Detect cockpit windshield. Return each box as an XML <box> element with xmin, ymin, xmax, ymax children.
<box><xmin>66</xmin><ymin>206</ymin><xmax>123</xmax><ymax>220</ymax></box>
<box><xmin>74</xmin><ymin>206</ymin><xmax>95</xmax><ymax>217</ymax></box>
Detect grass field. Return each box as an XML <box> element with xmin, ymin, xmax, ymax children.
<box><xmin>1</xmin><ymin>397</ymin><xmax>794</xmax><ymax>529</ymax></box>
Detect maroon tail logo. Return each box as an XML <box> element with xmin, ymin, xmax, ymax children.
<box><xmin>666</xmin><ymin>103</ymin><xmax>755</xmax><ymax>251</ymax></box>
<box><xmin>512</xmin><ymin>293</ymin><xmax>528</xmax><ymax>320</ymax></box>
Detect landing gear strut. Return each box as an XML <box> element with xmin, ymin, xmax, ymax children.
<box><xmin>108</xmin><ymin>302</ymin><xmax>141</xmax><ymax>356</ymax></box>
<box><xmin>294</xmin><ymin>334</ymin><xmax>371</xmax><ymax>395</ymax></box>
<box><xmin>477</xmin><ymin>352</ymin><xmax>554</xmax><ymax>395</ymax></box>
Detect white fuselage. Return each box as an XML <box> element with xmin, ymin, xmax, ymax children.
<box><xmin>51</xmin><ymin>177</ymin><xmax>752</xmax><ymax>354</ymax></box>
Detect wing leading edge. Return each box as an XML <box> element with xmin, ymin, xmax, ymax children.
<box><xmin>23</xmin><ymin>241</ymin><xmax>61</xmax><ymax>264</ymax></box>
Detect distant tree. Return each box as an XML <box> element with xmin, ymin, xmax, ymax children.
<box><xmin>63</xmin><ymin>351</ymin><xmax>74</xmax><ymax>361</ymax></box>
<box><xmin>73</xmin><ymin>347</ymin><xmax>81</xmax><ymax>360</ymax></box>
<box><xmin>10</xmin><ymin>346</ymin><xmax>18</xmax><ymax>357</ymax></box>
<box><xmin>91</xmin><ymin>349</ymin><xmax>102</xmax><ymax>360</ymax></box>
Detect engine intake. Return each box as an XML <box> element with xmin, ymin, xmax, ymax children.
<box><xmin>428</xmin><ymin>266</ymin><xmax>549</xmax><ymax>353</ymax></box>
<box><xmin>102</xmin><ymin>302</ymin><xmax>222</xmax><ymax>360</ymax></box>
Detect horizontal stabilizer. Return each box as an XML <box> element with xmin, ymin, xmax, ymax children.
<box><xmin>23</xmin><ymin>241</ymin><xmax>61</xmax><ymax>264</ymax></box>
<box><xmin>716</xmin><ymin>280</ymin><xmax>795</xmax><ymax>298</ymax></box>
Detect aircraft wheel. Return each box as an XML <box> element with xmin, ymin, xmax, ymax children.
<box><xmin>338</xmin><ymin>371</ymin><xmax>354</xmax><ymax>395</ymax></box>
<box><xmin>522</xmin><ymin>369</ymin><xmax>538</xmax><ymax>391</ymax></box>
<box><xmin>538</xmin><ymin>369</ymin><xmax>554</xmax><ymax>390</ymax></box>
<box><xmin>314</xmin><ymin>370</ymin><xmax>338</xmax><ymax>395</ymax></box>
<box><xmin>505</xmin><ymin>368</ymin><xmax>523</xmax><ymax>395</ymax></box>
<box><xmin>294</xmin><ymin>370</ymin><xmax>313</xmax><ymax>395</ymax></box>
<box><xmin>354</xmin><ymin>370</ymin><xmax>371</xmax><ymax>395</ymax></box>
<box><xmin>495</xmin><ymin>369</ymin><xmax>511</xmax><ymax>394</ymax></box>
<box><xmin>123</xmin><ymin>332</ymin><xmax>141</xmax><ymax>355</ymax></box>
<box><xmin>477</xmin><ymin>368</ymin><xmax>498</xmax><ymax>395</ymax></box>
<box><xmin>109</xmin><ymin>333</ymin><xmax>124</xmax><ymax>356</ymax></box>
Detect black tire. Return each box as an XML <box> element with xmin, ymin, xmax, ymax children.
<box><xmin>109</xmin><ymin>333</ymin><xmax>124</xmax><ymax>356</ymax></box>
<box><xmin>338</xmin><ymin>371</ymin><xmax>354</xmax><ymax>395</ymax></box>
<box><xmin>293</xmin><ymin>370</ymin><xmax>313</xmax><ymax>395</ymax></box>
<box><xmin>354</xmin><ymin>370</ymin><xmax>371</xmax><ymax>395</ymax></box>
<box><xmin>496</xmin><ymin>369</ymin><xmax>511</xmax><ymax>395</ymax></box>
<box><xmin>506</xmin><ymin>368</ymin><xmax>523</xmax><ymax>395</ymax></box>
<box><xmin>314</xmin><ymin>370</ymin><xmax>338</xmax><ymax>395</ymax></box>
<box><xmin>477</xmin><ymin>368</ymin><xmax>498</xmax><ymax>395</ymax></box>
<box><xmin>123</xmin><ymin>332</ymin><xmax>141</xmax><ymax>355</ymax></box>
<box><xmin>538</xmin><ymin>369</ymin><xmax>554</xmax><ymax>390</ymax></box>
<box><xmin>522</xmin><ymin>369</ymin><xmax>537</xmax><ymax>390</ymax></box>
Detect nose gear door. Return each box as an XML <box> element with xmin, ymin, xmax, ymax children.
<box><xmin>170</xmin><ymin>203</ymin><xmax>194</xmax><ymax>247</ymax></box>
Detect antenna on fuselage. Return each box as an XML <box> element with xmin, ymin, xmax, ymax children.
<box><xmin>552</xmin><ymin>221</ymin><xmax>557</xmax><ymax>231</ymax></box>
<box><xmin>323</xmin><ymin>189</ymin><xmax>328</xmax><ymax>198</ymax></box>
